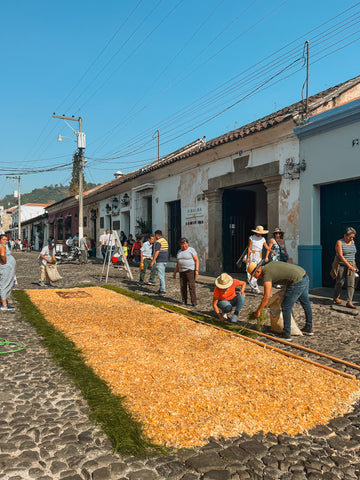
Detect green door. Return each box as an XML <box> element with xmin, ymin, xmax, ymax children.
<box><xmin>168</xmin><ymin>200</ymin><xmax>181</xmax><ymax>258</ymax></box>
<box><xmin>320</xmin><ymin>179</ymin><xmax>360</xmax><ymax>286</ymax></box>
<box><xmin>223</xmin><ymin>189</ymin><xmax>256</xmax><ymax>272</ymax></box>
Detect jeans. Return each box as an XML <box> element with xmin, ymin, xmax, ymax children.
<box><xmin>156</xmin><ymin>262</ymin><xmax>167</xmax><ymax>292</ymax></box>
<box><xmin>140</xmin><ymin>258</ymin><xmax>156</xmax><ymax>283</ymax></box>
<box><xmin>281</xmin><ymin>275</ymin><xmax>312</xmax><ymax>336</ymax></box>
<box><xmin>218</xmin><ymin>294</ymin><xmax>245</xmax><ymax>315</ymax></box>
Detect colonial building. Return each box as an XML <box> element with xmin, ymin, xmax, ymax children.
<box><xmin>41</xmin><ymin>76</ymin><xmax>360</xmax><ymax>285</ymax></box>
<box><xmin>295</xmin><ymin>96</ymin><xmax>360</xmax><ymax>288</ymax></box>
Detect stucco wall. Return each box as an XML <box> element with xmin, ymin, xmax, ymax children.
<box><xmin>298</xmin><ymin>102</ymin><xmax>360</xmax><ymax>245</ymax></box>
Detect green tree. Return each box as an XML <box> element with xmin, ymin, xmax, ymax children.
<box><xmin>68</xmin><ymin>149</ymin><xmax>88</xmax><ymax>197</ymax></box>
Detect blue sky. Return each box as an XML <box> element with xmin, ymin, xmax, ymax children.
<box><xmin>1</xmin><ymin>0</ymin><xmax>359</xmax><ymax>201</ymax></box>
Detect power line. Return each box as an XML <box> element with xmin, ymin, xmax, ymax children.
<box><xmin>92</xmin><ymin>6</ymin><xmax>360</xmax><ymax>162</ymax></box>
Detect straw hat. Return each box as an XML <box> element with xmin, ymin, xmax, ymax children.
<box><xmin>273</xmin><ymin>227</ymin><xmax>284</xmax><ymax>234</ymax></box>
<box><xmin>252</xmin><ymin>225</ymin><xmax>268</xmax><ymax>234</ymax></box>
<box><xmin>215</xmin><ymin>273</ymin><xmax>234</xmax><ymax>289</ymax></box>
<box><xmin>247</xmin><ymin>261</ymin><xmax>261</xmax><ymax>280</ymax></box>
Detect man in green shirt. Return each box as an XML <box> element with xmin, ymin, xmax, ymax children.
<box><xmin>247</xmin><ymin>261</ymin><xmax>313</xmax><ymax>341</ymax></box>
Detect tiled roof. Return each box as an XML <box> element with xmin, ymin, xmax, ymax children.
<box><xmin>87</xmin><ymin>75</ymin><xmax>360</xmax><ymax>198</ymax></box>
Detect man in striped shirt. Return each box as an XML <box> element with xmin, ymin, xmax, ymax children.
<box><xmin>150</xmin><ymin>230</ymin><xmax>168</xmax><ymax>296</ymax></box>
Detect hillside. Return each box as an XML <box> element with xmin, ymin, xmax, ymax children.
<box><xmin>0</xmin><ymin>183</ymin><xmax>99</xmax><ymax>208</ymax></box>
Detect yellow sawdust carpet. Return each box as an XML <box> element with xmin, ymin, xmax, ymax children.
<box><xmin>27</xmin><ymin>287</ymin><xmax>360</xmax><ymax>448</ymax></box>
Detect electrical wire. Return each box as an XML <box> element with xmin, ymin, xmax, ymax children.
<box><xmin>19</xmin><ymin>1</ymin><xmax>144</xmax><ymax>169</ymax></box>
<box><xmin>6</xmin><ymin>2</ymin><xmax>360</xmax><ymax>180</ymax></box>
<box><xmin>57</xmin><ymin>0</ymin><xmax>144</xmax><ymax>115</ymax></box>
<box><xmin>67</xmin><ymin>0</ymin><xmax>166</xmax><ymax>112</ymax></box>
<box><xmin>92</xmin><ymin>7</ymin><xmax>360</xmax><ymax>161</ymax></box>
<box><xmin>91</xmin><ymin>0</ymin><xmax>288</xmax><ymax>153</ymax></box>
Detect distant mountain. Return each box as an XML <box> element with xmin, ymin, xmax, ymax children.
<box><xmin>0</xmin><ymin>183</ymin><xmax>99</xmax><ymax>209</ymax></box>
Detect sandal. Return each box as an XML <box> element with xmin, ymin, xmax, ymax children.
<box><xmin>346</xmin><ymin>302</ymin><xmax>357</xmax><ymax>309</ymax></box>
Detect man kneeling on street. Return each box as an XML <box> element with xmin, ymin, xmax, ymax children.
<box><xmin>213</xmin><ymin>273</ymin><xmax>246</xmax><ymax>324</ymax></box>
<box><xmin>247</xmin><ymin>261</ymin><xmax>314</xmax><ymax>341</ymax></box>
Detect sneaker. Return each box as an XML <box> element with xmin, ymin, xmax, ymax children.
<box><xmin>38</xmin><ymin>282</ymin><xmax>46</xmax><ymax>287</ymax></box>
<box><xmin>301</xmin><ymin>327</ymin><xmax>314</xmax><ymax>336</ymax></box>
<box><xmin>281</xmin><ymin>332</ymin><xmax>292</xmax><ymax>341</ymax></box>
<box><xmin>147</xmin><ymin>281</ymin><xmax>155</xmax><ymax>286</ymax></box>
<box><xmin>231</xmin><ymin>314</ymin><xmax>238</xmax><ymax>324</ymax></box>
<box><xmin>251</xmin><ymin>288</ymin><xmax>260</xmax><ymax>294</ymax></box>
<box><xmin>1</xmin><ymin>305</ymin><xmax>15</xmax><ymax>312</ymax></box>
<box><xmin>157</xmin><ymin>291</ymin><xmax>166</xmax><ymax>296</ymax></box>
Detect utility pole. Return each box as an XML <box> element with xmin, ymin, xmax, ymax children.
<box><xmin>304</xmin><ymin>40</ymin><xmax>309</xmax><ymax>117</ymax></box>
<box><xmin>153</xmin><ymin>130</ymin><xmax>160</xmax><ymax>162</ymax></box>
<box><xmin>52</xmin><ymin>114</ymin><xmax>86</xmax><ymax>239</ymax></box>
<box><xmin>6</xmin><ymin>175</ymin><xmax>21</xmax><ymax>240</ymax></box>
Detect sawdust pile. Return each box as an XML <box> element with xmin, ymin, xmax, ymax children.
<box><xmin>27</xmin><ymin>287</ymin><xmax>360</xmax><ymax>448</ymax></box>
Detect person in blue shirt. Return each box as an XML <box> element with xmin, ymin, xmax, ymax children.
<box><xmin>150</xmin><ymin>230</ymin><xmax>168</xmax><ymax>296</ymax></box>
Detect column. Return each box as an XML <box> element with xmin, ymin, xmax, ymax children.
<box><xmin>204</xmin><ymin>189</ymin><xmax>223</xmax><ymax>273</ymax></box>
<box><xmin>263</xmin><ymin>175</ymin><xmax>282</xmax><ymax>233</ymax></box>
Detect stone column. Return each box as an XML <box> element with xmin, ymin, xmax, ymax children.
<box><xmin>204</xmin><ymin>188</ymin><xmax>223</xmax><ymax>273</ymax></box>
<box><xmin>263</xmin><ymin>175</ymin><xmax>282</xmax><ymax>233</ymax></box>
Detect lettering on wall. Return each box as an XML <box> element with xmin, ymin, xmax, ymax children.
<box><xmin>185</xmin><ymin>206</ymin><xmax>205</xmax><ymax>226</ymax></box>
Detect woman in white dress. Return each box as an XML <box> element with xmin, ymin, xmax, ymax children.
<box><xmin>0</xmin><ymin>234</ymin><xmax>16</xmax><ymax>311</ymax></box>
<box><xmin>246</xmin><ymin>225</ymin><xmax>274</xmax><ymax>293</ymax></box>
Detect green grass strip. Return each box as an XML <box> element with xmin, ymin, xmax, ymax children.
<box><xmin>12</xmin><ymin>290</ymin><xmax>164</xmax><ymax>456</ymax></box>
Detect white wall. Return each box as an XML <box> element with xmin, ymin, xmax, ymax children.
<box><xmin>299</xmin><ymin>119</ymin><xmax>360</xmax><ymax>244</ymax></box>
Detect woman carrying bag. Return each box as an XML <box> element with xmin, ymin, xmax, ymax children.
<box><xmin>266</xmin><ymin>227</ymin><xmax>288</xmax><ymax>263</ymax></box>
<box><xmin>333</xmin><ymin>227</ymin><xmax>358</xmax><ymax>309</ymax></box>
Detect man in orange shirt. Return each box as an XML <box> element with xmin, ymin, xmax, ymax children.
<box><xmin>213</xmin><ymin>273</ymin><xmax>246</xmax><ymax>324</ymax></box>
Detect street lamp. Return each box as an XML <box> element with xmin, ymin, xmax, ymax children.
<box><xmin>53</xmin><ymin>114</ymin><xmax>86</xmax><ymax>239</ymax></box>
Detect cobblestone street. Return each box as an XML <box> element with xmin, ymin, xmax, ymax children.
<box><xmin>1</xmin><ymin>251</ymin><xmax>360</xmax><ymax>479</ymax></box>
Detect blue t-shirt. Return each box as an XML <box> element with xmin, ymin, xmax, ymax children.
<box><xmin>154</xmin><ymin>237</ymin><xmax>168</xmax><ymax>263</ymax></box>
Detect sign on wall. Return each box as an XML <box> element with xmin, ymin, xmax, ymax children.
<box><xmin>185</xmin><ymin>206</ymin><xmax>205</xmax><ymax>226</ymax></box>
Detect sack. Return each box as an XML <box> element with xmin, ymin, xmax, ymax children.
<box><xmin>267</xmin><ymin>289</ymin><xmax>302</xmax><ymax>336</ymax></box>
<box><xmin>280</xmin><ymin>252</ymin><xmax>288</xmax><ymax>262</ymax></box>
<box><xmin>330</xmin><ymin>255</ymin><xmax>340</xmax><ymax>279</ymax></box>
<box><xmin>45</xmin><ymin>264</ymin><xmax>62</xmax><ymax>282</ymax></box>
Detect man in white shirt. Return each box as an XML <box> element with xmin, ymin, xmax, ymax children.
<box><xmin>39</xmin><ymin>240</ymin><xmax>56</xmax><ymax>286</ymax></box>
<box><xmin>99</xmin><ymin>230</ymin><xmax>107</xmax><ymax>259</ymax></box>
